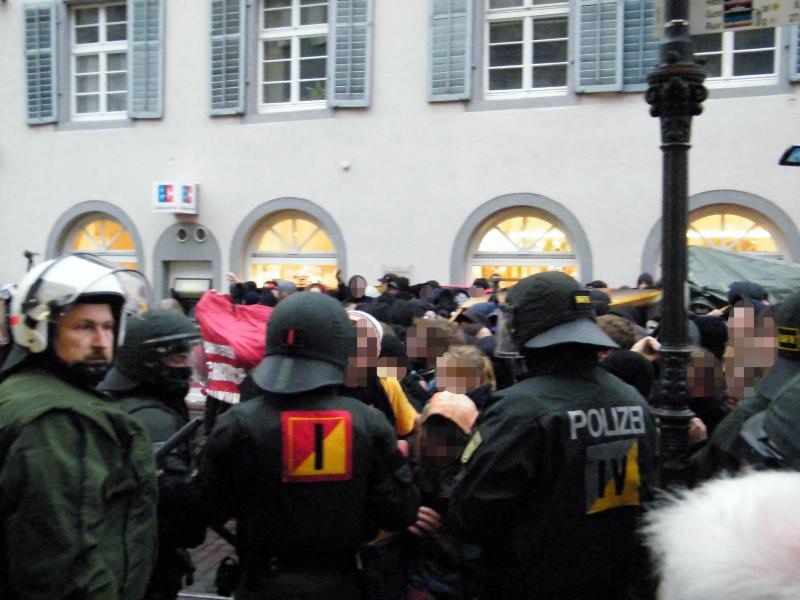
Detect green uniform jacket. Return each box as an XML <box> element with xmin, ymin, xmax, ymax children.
<box><xmin>0</xmin><ymin>367</ymin><xmax>158</xmax><ymax>600</ymax></box>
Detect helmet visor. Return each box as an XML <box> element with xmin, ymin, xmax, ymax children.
<box><xmin>22</xmin><ymin>254</ymin><xmax>149</xmax><ymax>324</ymax></box>
<box><xmin>143</xmin><ymin>335</ymin><xmax>204</xmax><ymax>383</ymax></box>
<box><xmin>494</xmin><ymin>304</ymin><xmax>522</xmax><ymax>358</ymax></box>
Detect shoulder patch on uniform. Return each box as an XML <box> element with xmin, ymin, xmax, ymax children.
<box><xmin>584</xmin><ymin>439</ymin><xmax>641</xmax><ymax>514</ymax></box>
<box><xmin>281</xmin><ymin>411</ymin><xmax>353</xmax><ymax>483</ymax></box>
<box><xmin>778</xmin><ymin>327</ymin><xmax>800</xmax><ymax>352</ymax></box>
<box><xmin>461</xmin><ymin>430</ymin><xmax>482</xmax><ymax>464</ymax></box>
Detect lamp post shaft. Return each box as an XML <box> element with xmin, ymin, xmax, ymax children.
<box><xmin>645</xmin><ymin>0</ymin><xmax>707</xmax><ymax>489</ymax></box>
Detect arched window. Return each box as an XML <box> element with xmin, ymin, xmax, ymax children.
<box><xmin>687</xmin><ymin>207</ymin><xmax>781</xmax><ymax>258</ymax></box>
<box><xmin>65</xmin><ymin>214</ymin><xmax>138</xmax><ymax>269</ymax></box>
<box><xmin>468</xmin><ymin>209</ymin><xmax>579</xmax><ymax>285</ymax></box>
<box><xmin>247</xmin><ymin>210</ymin><xmax>338</xmax><ymax>287</ymax></box>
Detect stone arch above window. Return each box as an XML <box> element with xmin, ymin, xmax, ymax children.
<box><xmin>451</xmin><ymin>193</ymin><xmax>593</xmax><ymax>286</ymax></box>
<box><xmin>231</xmin><ymin>197</ymin><xmax>346</xmax><ymax>289</ymax></box>
<box><xmin>641</xmin><ymin>191</ymin><xmax>800</xmax><ymax>274</ymax></box>
<box><xmin>46</xmin><ymin>201</ymin><xmax>145</xmax><ymax>271</ymax></box>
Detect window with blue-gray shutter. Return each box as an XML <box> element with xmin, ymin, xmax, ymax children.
<box><xmin>210</xmin><ymin>0</ymin><xmax>246</xmax><ymax>115</ymax></box>
<box><xmin>24</xmin><ymin>3</ymin><xmax>58</xmax><ymax>124</ymax></box>
<box><xmin>791</xmin><ymin>25</ymin><xmax>799</xmax><ymax>82</ymax></box>
<box><xmin>429</xmin><ymin>0</ymin><xmax>472</xmax><ymax>101</ymax></box>
<box><xmin>328</xmin><ymin>0</ymin><xmax>372</xmax><ymax>107</ymax></box>
<box><xmin>622</xmin><ymin>0</ymin><xmax>659</xmax><ymax>88</ymax></box>
<box><xmin>129</xmin><ymin>0</ymin><xmax>163</xmax><ymax>118</ymax></box>
<box><xmin>577</xmin><ymin>0</ymin><xmax>622</xmax><ymax>92</ymax></box>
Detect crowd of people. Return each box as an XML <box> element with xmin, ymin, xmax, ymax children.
<box><xmin>0</xmin><ymin>253</ymin><xmax>799</xmax><ymax>600</ymax></box>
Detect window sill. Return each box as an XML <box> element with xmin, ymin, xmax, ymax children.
<box><xmin>56</xmin><ymin>118</ymin><xmax>134</xmax><ymax>131</ymax></box>
<box><xmin>257</xmin><ymin>100</ymin><xmax>327</xmax><ymax>114</ymax></box>
<box><xmin>243</xmin><ymin>106</ymin><xmax>334</xmax><ymax>124</ymax></box>
<box><xmin>484</xmin><ymin>87</ymin><xmax>568</xmax><ymax>100</ymax></box>
<box><xmin>704</xmin><ymin>75</ymin><xmax>778</xmax><ymax>89</ymax></box>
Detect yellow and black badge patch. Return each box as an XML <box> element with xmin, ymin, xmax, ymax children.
<box><xmin>573</xmin><ymin>291</ymin><xmax>592</xmax><ymax>309</ymax></box>
<box><xmin>282</xmin><ymin>411</ymin><xmax>353</xmax><ymax>483</ymax></box>
<box><xmin>778</xmin><ymin>327</ymin><xmax>800</xmax><ymax>352</ymax></box>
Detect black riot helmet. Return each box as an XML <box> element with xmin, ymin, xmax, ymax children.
<box><xmin>100</xmin><ymin>309</ymin><xmax>201</xmax><ymax>397</ymax></box>
<box><xmin>250</xmin><ymin>291</ymin><xmax>352</xmax><ymax>394</ymax></box>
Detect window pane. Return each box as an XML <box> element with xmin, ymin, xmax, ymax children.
<box><xmin>302</xmin><ymin>229</ymin><xmax>334</xmax><ymax>252</ymax></box>
<box><xmin>701</xmin><ymin>55</ymin><xmax>721</xmax><ymax>77</ymax></box>
<box><xmin>300</xmin><ymin>80</ymin><xmax>326</xmax><ymax>101</ymax></box>
<box><xmin>76</xmin><ymin>8</ymin><xmax>99</xmax><ymax>26</ymax></box>
<box><xmin>76</xmin><ymin>55</ymin><xmax>100</xmax><ymax>74</ymax></box>
<box><xmin>265</xmin><ymin>0</ymin><xmax>291</xmax><ymax>7</ymax></box>
<box><xmin>692</xmin><ymin>33</ymin><xmax>722</xmax><ymax>54</ymax></box>
<box><xmin>300</xmin><ymin>57</ymin><xmax>326</xmax><ymax>79</ymax></box>
<box><xmin>109</xmin><ymin>230</ymin><xmax>135</xmax><ymax>251</ymax></box>
<box><xmin>76</xmin><ymin>26</ymin><xmax>100</xmax><ymax>44</ymax></box>
<box><xmin>532</xmin><ymin>64</ymin><xmax>566</xmax><ymax>87</ymax></box>
<box><xmin>489</xmin><ymin>21</ymin><xmax>523</xmax><ymax>44</ymax></box>
<box><xmin>264</xmin><ymin>83</ymin><xmax>290</xmax><ymax>103</ymax></box>
<box><xmin>533</xmin><ymin>40</ymin><xmax>567</xmax><ymax>64</ymax></box>
<box><xmin>106</xmin><ymin>5</ymin><xmax>127</xmax><ymax>23</ymax></box>
<box><xmin>489</xmin><ymin>0</ymin><xmax>523</xmax><ymax>8</ymax></box>
<box><xmin>265</xmin><ymin>40</ymin><xmax>291</xmax><ymax>60</ymax></box>
<box><xmin>734</xmin><ymin>28</ymin><xmax>774</xmax><ymax>50</ymax></box>
<box><xmin>107</xmin><ymin>53</ymin><xmax>127</xmax><ymax>72</ymax></box>
<box><xmin>490</xmin><ymin>44</ymin><xmax>523</xmax><ymax>66</ymax></box>
<box><xmin>733</xmin><ymin>50</ymin><xmax>774</xmax><ymax>76</ymax></box>
<box><xmin>107</xmin><ymin>24</ymin><xmax>127</xmax><ymax>42</ymax></box>
<box><xmin>107</xmin><ymin>93</ymin><xmax>127</xmax><ymax>112</ymax></box>
<box><xmin>301</xmin><ymin>5</ymin><xmax>328</xmax><ymax>25</ymax></box>
<box><xmin>489</xmin><ymin>68</ymin><xmax>522</xmax><ymax>90</ymax></box>
<box><xmin>533</xmin><ymin>18</ymin><xmax>567</xmax><ymax>40</ymax></box>
<box><xmin>76</xmin><ymin>74</ymin><xmax>100</xmax><ymax>93</ymax></box>
<box><xmin>77</xmin><ymin>95</ymin><xmax>100</xmax><ymax>113</ymax></box>
<box><xmin>264</xmin><ymin>8</ymin><xmax>292</xmax><ymax>28</ymax></box>
<box><xmin>107</xmin><ymin>73</ymin><xmax>127</xmax><ymax>92</ymax></box>
<box><xmin>300</xmin><ymin>36</ymin><xmax>327</xmax><ymax>57</ymax></box>
<box><xmin>263</xmin><ymin>61</ymin><xmax>290</xmax><ymax>82</ymax></box>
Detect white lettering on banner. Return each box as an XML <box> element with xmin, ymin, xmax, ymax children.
<box><xmin>208</xmin><ymin>361</ymin><xmax>246</xmax><ymax>384</ymax></box>
<box><xmin>568</xmin><ymin>406</ymin><xmax>646</xmax><ymax>440</ymax></box>
<box><xmin>203</xmin><ymin>341</ymin><xmax>237</xmax><ymax>359</ymax></box>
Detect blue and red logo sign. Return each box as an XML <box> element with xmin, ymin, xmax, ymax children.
<box><xmin>158</xmin><ymin>184</ymin><xmax>174</xmax><ymax>203</ymax></box>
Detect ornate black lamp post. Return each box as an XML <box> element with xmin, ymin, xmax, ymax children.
<box><xmin>645</xmin><ymin>0</ymin><xmax>707</xmax><ymax>489</ymax></box>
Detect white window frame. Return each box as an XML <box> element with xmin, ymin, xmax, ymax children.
<box><xmin>65</xmin><ymin>214</ymin><xmax>139</xmax><ymax>268</ymax></box>
<box><xmin>71</xmin><ymin>3</ymin><xmax>128</xmax><ymax>121</ymax></box>
<box><xmin>258</xmin><ymin>0</ymin><xmax>329</xmax><ymax>113</ymax></box>
<box><xmin>693</xmin><ymin>28</ymin><xmax>780</xmax><ymax>89</ymax></box>
<box><xmin>484</xmin><ymin>0</ymin><xmax>569</xmax><ymax>99</ymax></box>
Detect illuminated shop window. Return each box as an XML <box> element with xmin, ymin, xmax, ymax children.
<box><xmin>469</xmin><ymin>211</ymin><xmax>578</xmax><ymax>286</ymax></box>
<box><xmin>687</xmin><ymin>211</ymin><xmax>780</xmax><ymax>257</ymax></box>
<box><xmin>248</xmin><ymin>211</ymin><xmax>338</xmax><ymax>287</ymax></box>
<box><xmin>66</xmin><ymin>215</ymin><xmax>138</xmax><ymax>269</ymax></box>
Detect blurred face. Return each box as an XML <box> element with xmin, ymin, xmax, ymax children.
<box><xmin>435</xmin><ymin>354</ymin><xmax>481</xmax><ymax>394</ymax></box>
<box><xmin>345</xmin><ymin>316</ymin><xmax>380</xmax><ymax>387</ymax></box>
<box><xmin>53</xmin><ymin>303</ymin><xmax>114</xmax><ymax>366</ymax></box>
<box><xmin>349</xmin><ymin>276</ymin><xmax>366</xmax><ymax>299</ymax></box>
<box><xmin>725</xmin><ymin>305</ymin><xmax>776</xmax><ymax>401</ymax></box>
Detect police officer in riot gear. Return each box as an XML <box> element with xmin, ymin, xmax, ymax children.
<box><xmin>198</xmin><ymin>291</ymin><xmax>420</xmax><ymax>600</ymax></box>
<box><xmin>694</xmin><ymin>290</ymin><xmax>800</xmax><ymax>477</ymax></box>
<box><xmin>450</xmin><ymin>271</ymin><xmax>658</xmax><ymax>600</ymax></box>
<box><xmin>0</xmin><ymin>253</ymin><xmax>157</xmax><ymax>600</ymax></box>
<box><xmin>99</xmin><ymin>309</ymin><xmax>207</xmax><ymax>600</ymax></box>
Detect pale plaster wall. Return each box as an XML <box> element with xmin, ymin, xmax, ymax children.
<box><xmin>0</xmin><ymin>0</ymin><xmax>798</xmax><ymax>290</ymax></box>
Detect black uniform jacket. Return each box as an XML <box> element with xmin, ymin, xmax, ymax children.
<box><xmin>199</xmin><ymin>389</ymin><xmax>420</xmax><ymax>564</ymax></box>
<box><xmin>451</xmin><ymin>367</ymin><xmax>658</xmax><ymax>600</ymax></box>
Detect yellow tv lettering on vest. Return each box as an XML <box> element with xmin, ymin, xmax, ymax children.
<box><xmin>585</xmin><ymin>439</ymin><xmax>641</xmax><ymax>515</ymax></box>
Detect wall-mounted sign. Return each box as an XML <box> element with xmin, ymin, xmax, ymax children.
<box><xmin>656</xmin><ymin>0</ymin><xmax>799</xmax><ymax>35</ymax></box>
<box><xmin>153</xmin><ymin>182</ymin><xmax>199</xmax><ymax>214</ymax></box>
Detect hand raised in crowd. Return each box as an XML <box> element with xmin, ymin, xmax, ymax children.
<box><xmin>408</xmin><ymin>506</ymin><xmax>443</xmax><ymax>538</ymax></box>
<box><xmin>225</xmin><ymin>271</ymin><xmax>242</xmax><ymax>284</ymax></box>
<box><xmin>631</xmin><ymin>336</ymin><xmax>661</xmax><ymax>361</ymax></box>
<box><xmin>688</xmin><ymin>417</ymin><xmax>708</xmax><ymax>446</ymax></box>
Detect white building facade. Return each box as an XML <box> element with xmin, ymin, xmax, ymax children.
<box><xmin>1</xmin><ymin>0</ymin><xmax>799</xmax><ymax>299</ymax></box>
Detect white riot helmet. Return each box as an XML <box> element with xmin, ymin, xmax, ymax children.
<box><xmin>9</xmin><ymin>253</ymin><xmax>149</xmax><ymax>354</ymax></box>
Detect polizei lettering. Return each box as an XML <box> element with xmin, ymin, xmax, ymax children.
<box><xmin>568</xmin><ymin>405</ymin><xmax>645</xmax><ymax>440</ymax></box>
